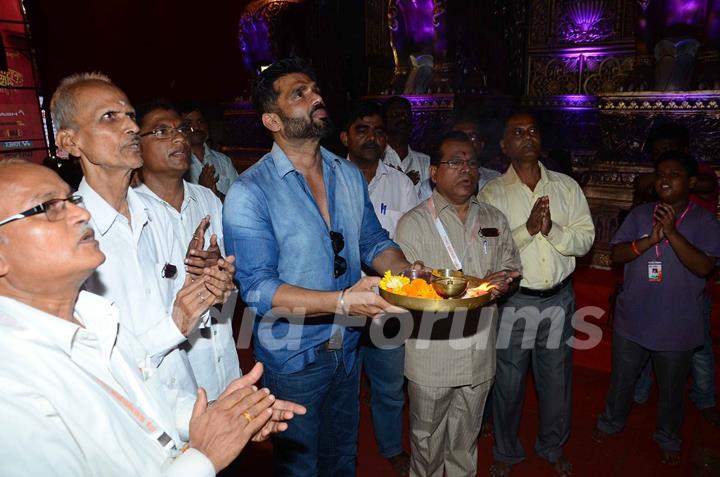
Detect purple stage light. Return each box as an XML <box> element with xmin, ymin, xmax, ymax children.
<box><xmin>561</xmin><ymin>1</ymin><xmax>612</xmax><ymax>43</ymax></box>
<box><xmin>394</xmin><ymin>0</ymin><xmax>436</xmax><ymax>46</ymax></box>
<box><xmin>238</xmin><ymin>13</ymin><xmax>273</xmax><ymax>72</ymax></box>
<box><xmin>666</xmin><ymin>0</ymin><xmax>706</xmax><ymax>25</ymax></box>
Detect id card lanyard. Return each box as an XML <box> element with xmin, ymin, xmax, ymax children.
<box><xmin>72</xmin><ymin>355</ymin><xmax>178</xmax><ymax>453</ymax></box>
<box><xmin>427</xmin><ymin>198</ymin><xmax>482</xmax><ymax>272</ymax></box>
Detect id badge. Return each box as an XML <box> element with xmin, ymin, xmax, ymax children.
<box><xmin>648</xmin><ymin>260</ymin><xmax>662</xmax><ymax>283</ymax></box>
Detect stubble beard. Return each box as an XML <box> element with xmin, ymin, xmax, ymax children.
<box><xmin>279</xmin><ymin>110</ymin><xmax>333</xmax><ymax>140</ymax></box>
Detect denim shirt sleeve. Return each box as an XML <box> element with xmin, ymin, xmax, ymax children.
<box><xmin>357</xmin><ymin>169</ymin><xmax>401</xmax><ymax>268</ymax></box>
<box><xmin>222</xmin><ymin>179</ymin><xmax>283</xmax><ymax>316</ymax></box>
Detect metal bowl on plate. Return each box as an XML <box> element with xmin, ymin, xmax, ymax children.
<box><xmin>430</xmin><ymin>268</ymin><xmax>468</xmax><ymax>298</ymax></box>
<box><xmin>401</xmin><ymin>268</ymin><xmax>433</xmax><ymax>281</ymax></box>
<box><xmin>432</xmin><ymin>277</ymin><xmax>468</xmax><ymax>298</ymax></box>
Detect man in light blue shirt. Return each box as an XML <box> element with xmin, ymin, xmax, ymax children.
<box><xmin>223</xmin><ymin>57</ymin><xmax>417</xmax><ymax>477</ymax></box>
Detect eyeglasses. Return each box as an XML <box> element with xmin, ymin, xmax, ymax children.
<box><xmin>330</xmin><ymin>231</ymin><xmax>347</xmax><ymax>278</ymax></box>
<box><xmin>438</xmin><ymin>159</ymin><xmax>480</xmax><ymax>169</ymax></box>
<box><xmin>139</xmin><ymin>125</ymin><xmax>194</xmax><ymax>139</ymax></box>
<box><xmin>0</xmin><ymin>194</ymin><xmax>84</xmax><ymax>227</ymax></box>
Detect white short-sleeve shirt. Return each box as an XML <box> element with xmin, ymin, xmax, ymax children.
<box><xmin>136</xmin><ymin>181</ymin><xmax>241</xmax><ymax>400</ymax></box>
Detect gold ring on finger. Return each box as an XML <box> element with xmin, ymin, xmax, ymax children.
<box><xmin>242</xmin><ymin>411</ymin><xmax>252</xmax><ymax>424</ymax></box>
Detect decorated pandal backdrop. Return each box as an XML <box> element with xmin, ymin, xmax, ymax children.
<box><xmin>223</xmin><ymin>0</ymin><xmax>720</xmax><ymax>269</ymax></box>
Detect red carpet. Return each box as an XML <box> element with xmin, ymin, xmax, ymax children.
<box><xmin>226</xmin><ymin>265</ymin><xmax>720</xmax><ymax>476</ymax></box>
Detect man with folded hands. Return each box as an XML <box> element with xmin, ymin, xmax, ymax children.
<box><xmin>481</xmin><ymin>112</ymin><xmax>595</xmax><ymax>477</ymax></box>
<box><xmin>0</xmin><ymin>160</ymin><xmax>303</xmax><ymax>476</ymax></box>
<box><xmin>134</xmin><ymin>99</ymin><xmax>241</xmax><ymax>401</ymax></box>
<box><xmin>51</xmin><ymin>73</ymin><xmax>236</xmax><ymax>419</ymax></box>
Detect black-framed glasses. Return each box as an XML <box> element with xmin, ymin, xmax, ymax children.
<box><xmin>330</xmin><ymin>231</ymin><xmax>347</xmax><ymax>278</ymax></box>
<box><xmin>139</xmin><ymin>125</ymin><xmax>194</xmax><ymax>139</ymax></box>
<box><xmin>0</xmin><ymin>194</ymin><xmax>84</xmax><ymax>227</ymax></box>
<box><xmin>438</xmin><ymin>159</ymin><xmax>480</xmax><ymax>169</ymax></box>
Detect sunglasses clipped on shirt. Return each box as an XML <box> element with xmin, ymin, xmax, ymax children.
<box><xmin>330</xmin><ymin>231</ymin><xmax>347</xmax><ymax>278</ymax></box>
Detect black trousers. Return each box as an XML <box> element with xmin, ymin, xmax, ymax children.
<box><xmin>596</xmin><ymin>331</ymin><xmax>693</xmax><ymax>451</ymax></box>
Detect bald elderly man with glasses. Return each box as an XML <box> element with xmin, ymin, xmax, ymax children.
<box><xmin>0</xmin><ymin>160</ymin><xmax>301</xmax><ymax>476</ymax></box>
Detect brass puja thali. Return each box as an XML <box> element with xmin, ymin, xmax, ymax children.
<box><xmin>377</xmin><ymin>269</ymin><xmax>495</xmax><ymax>339</ymax></box>
<box><xmin>379</xmin><ymin>269</ymin><xmax>494</xmax><ymax>312</ymax></box>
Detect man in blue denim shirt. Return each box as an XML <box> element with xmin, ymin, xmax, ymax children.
<box><xmin>223</xmin><ymin>57</ymin><xmax>417</xmax><ymax>477</ymax></box>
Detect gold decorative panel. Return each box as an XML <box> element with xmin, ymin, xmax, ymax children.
<box><xmin>598</xmin><ymin>91</ymin><xmax>720</xmax><ymax>163</ymax></box>
<box><xmin>528</xmin><ymin>51</ymin><xmax>634</xmax><ymax>95</ymax></box>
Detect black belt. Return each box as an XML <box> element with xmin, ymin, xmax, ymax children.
<box><xmin>519</xmin><ymin>275</ymin><xmax>572</xmax><ymax>298</ymax></box>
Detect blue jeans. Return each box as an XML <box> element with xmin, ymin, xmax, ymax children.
<box><xmin>634</xmin><ymin>294</ymin><xmax>715</xmax><ymax>409</ymax></box>
<box><xmin>262</xmin><ymin>345</ymin><xmax>360</xmax><ymax>477</ymax></box>
<box><xmin>359</xmin><ymin>344</ymin><xmax>405</xmax><ymax>458</ymax></box>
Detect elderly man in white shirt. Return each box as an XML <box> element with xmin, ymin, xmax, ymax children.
<box><xmin>134</xmin><ymin>100</ymin><xmax>241</xmax><ymax>401</ymax></box>
<box><xmin>382</xmin><ymin>96</ymin><xmax>431</xmax><ymax>198</ymax></box>
<box><xmin>340</xmin><ymin>100</ymin><xmax>419</xmax><ymax>475</ymax></box>
<box><xmin>182</xmin><ymin>106</ymin><xmax>238</xmax><ymax>200</ymax></box>
<box><xmin>0</xmin><ymin>160</ymin><xmax>301</xmax><ymax>476</ymax></box>
<box><xmin>51</xmin><ymin>73</ymin><xmax>236</xmax><ymax>416</ymax></box>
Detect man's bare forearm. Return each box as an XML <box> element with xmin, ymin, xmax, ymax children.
<box><xmin>270</xmin><ymin>284</ymin><xmax>341</xmax><ymax>317</ymax></box>
<box><xmin>371</xmin><ymin>247</ymin><xmax>411</xmax><ymax>276</ymax></box>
